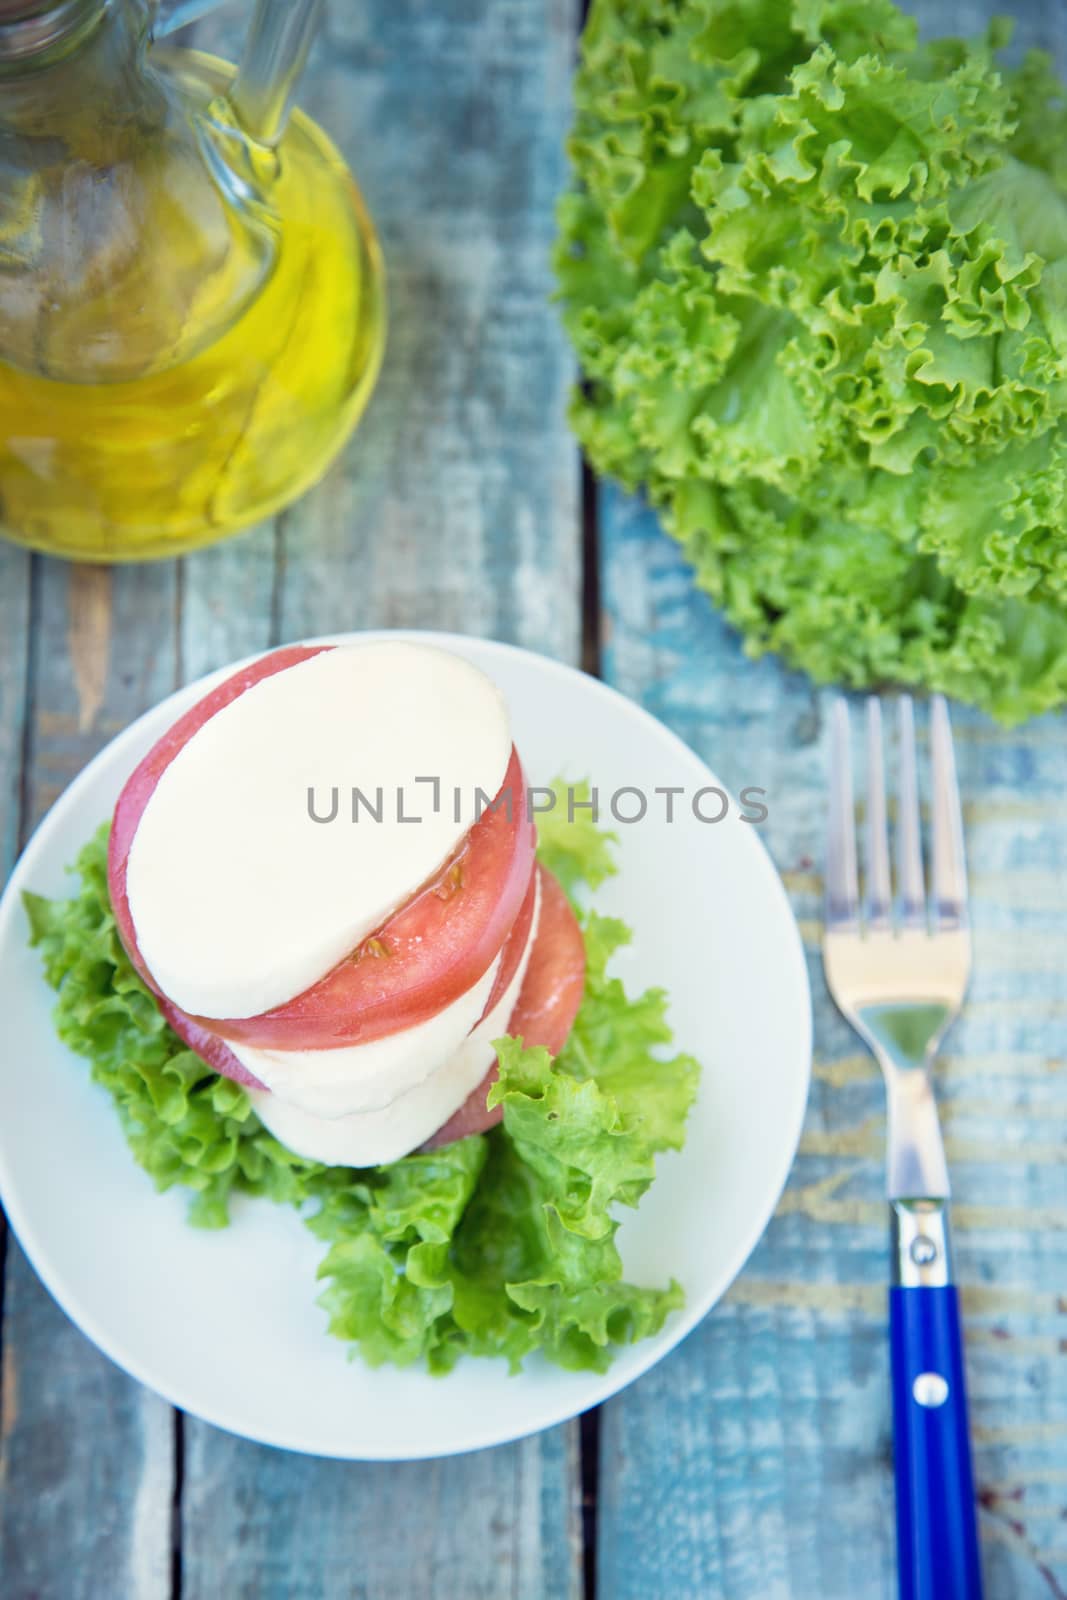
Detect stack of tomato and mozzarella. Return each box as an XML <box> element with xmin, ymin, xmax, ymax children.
<box><xmin>106</xmin><ymin>642</ymin><xmax>585</xmax><ymax>1166</ymax></box>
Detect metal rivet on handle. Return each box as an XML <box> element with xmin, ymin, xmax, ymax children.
<box><xmin>910</xmin><ymin>1236</ymin><xmax>938</xmax><ymax>1267</ymax></box>
<box><xmin>912</xmin><ymin>1372</ymin><xmax>950</xmax><ymax>1408</ymax></box>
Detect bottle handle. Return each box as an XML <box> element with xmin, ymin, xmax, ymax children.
<box><xmin>229</xmin><ymin>0</ymin><xmax>323</xmax><ymax>146</ymax></box>
<box><xmin>154</xmin><ymin>0</ymin><xmax>222</xmax><ymax>37</ymax></box>
<box><xmin>155</xmin><ymin>0</ymin><xmax>322</xmax><ymax>149</ymax></box>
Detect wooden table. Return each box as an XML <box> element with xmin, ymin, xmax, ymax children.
<box><xmin>1</xmin><ymin>2</ymin><xmax>1065</xmax><ymax>1595</ymax></box>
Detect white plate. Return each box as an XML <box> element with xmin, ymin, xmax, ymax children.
<box><xmin>0</xmin><ymin>631</ymin><xmax>811</xmax><ymax>1460</ymax></box>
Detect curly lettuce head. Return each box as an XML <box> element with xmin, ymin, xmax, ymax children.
<box><xmin>556</xmin><ymin>0</ymin><xmax>1067</xmax><ymax>721</ymax></box>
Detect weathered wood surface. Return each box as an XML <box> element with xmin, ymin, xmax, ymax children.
<box><xmin>180</xmin><ymin>1421</ymin><xmax>581</xmax><ymax>1600</ymax></box>
<box><xmin>0</xmin><ymin>561</ymin><xmax>179</xmax><ymax>1600</ymax></box>
<box><xmin>0</xmin><ymin>0</ymin><xmax>584</xmax><ymax>1596</ymax></box>
<box><xmin>596</xmin><ymin>484</ymin><xmax>1067</xmax><ymax>1600</ymax></box>
<box><xmin>0</xmin><ymin>549</ymin><xmax>30</xmax><ymax>876</ymax></box>
<box><xmin>176</xmin><ymin>3</ymin><xmax>585</xmax><ymax>1597</ymax></box>
<box><xmin>3</xmin><ymin>0</ymin><xmax>1067</xmax><ymax>1597</ymax></box>
<box><xmin>253</xmin><ymin>0</ymin><xmax>582</xmax><ymax>654</ymax></box>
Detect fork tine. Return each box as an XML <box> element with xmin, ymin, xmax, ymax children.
<box><xmin>826</xmin><ymin>698</ymin><xmax>860</xmax><ymax>928</ymax></box>
<box><xmin>930</xmin><ymin>694</ymin><xmax>968</xmax><ymax>929</ymax></box>
<box><xmin>896</xmin><ymin>696</ymin><xmax>926</xmax><ymax>928</ymax></box>
<box><xmin>865</xmin><ymin>699</ymin><xmax>891</xmax><ymax>927</ymax></box>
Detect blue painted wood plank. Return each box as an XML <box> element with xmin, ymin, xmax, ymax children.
<box><xmin>590</xmin><ymin>0</ymin><xmax>1067</xmax><ymax>1587</ymax></box>
<box><xmin>174</xmin><ymin>538</ymin><xmax>585</xmax><ymax>1594</ymax></box>
<box><xmin>180</xmin><ymin>521</ymin><xmax>279</xmax><ymax>672</ymax></box>
<box><xmin>0</xmin><ymin>542</ymin><xmax>32</xmax><ymax>1515</ymax></box>
<box><xmin>257</xmin><ymin>0</ymin><xmax>583</xmax><ymax>661</ymax></box>
<box><xmin>596</xmin><ymin>483</ymin><xmax>1067</xmax><ymax>1600</ymax></box>
<box><xmin>173</xmin><ymin>4</ymin><xmax>586</xmax><ymax>1598</ymax></box>
<box><xmin>0</xmin><ymin>563</ymin><xmax>178</xmax><ymax>1599</ymax></box>
<box><xmin>0</xmin><ymin>1249</ymin><xmax>174</xmax><ymax>1600</ymax></box>
<box><xmin>0</xmin><ymin>547</ymin><xmax>31</xmax><ymax>876</ymax></box>
<box><xmin>181</xmin><ymin>1423</ymin><xmax>582</xmax><ymax>1600</ymax></box>
<box><xmin>178</xmin><ymin>533</ymin><xmax>577</xmax><ymax>1600</ymax></box>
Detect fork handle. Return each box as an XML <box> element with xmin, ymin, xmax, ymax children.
<box><xmin>890</xmin><ymin>1282</ymin><xmax>983</xmax><ymax>1600</ymax></box>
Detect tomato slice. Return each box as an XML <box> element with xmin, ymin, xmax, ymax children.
<box><xmin>423</xmin><ymin>865</ymin><xmax>586</xmax><ymax>1148</ymax></box>
<box><xmin>157</xmin><ymin>996</ymin><xmax>267</xmax><ymax>1091</ymax></box>
<box><xmin>109</xmin><ymin>644</ymin><xmax>329</xmax><ymax>996</ymax></box>
<box><xmin>504</xmin><ymin>869</ymin><xmax>587</xmax><ymax>1058</ymax></box>
<box><xmin>478</xmin><ymin>861</ymin><xmax>537</xmax><ymax>1022</ymax></box>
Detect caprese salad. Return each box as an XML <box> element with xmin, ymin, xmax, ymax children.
<box><xmin>106</xmin><ymin>641</ymin><xmax>586</xmax><ymax>1167</ymax></box>
<box><xmin>27</xmin><ymin>639</ymin><xmax>700</xmax><ymax>1374</ymax></box>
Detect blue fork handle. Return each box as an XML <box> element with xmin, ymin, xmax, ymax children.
<box><xmin>890</xmin><ymin>1285</ymin><xmax>983</xmax><ymax>1600</ymax></box>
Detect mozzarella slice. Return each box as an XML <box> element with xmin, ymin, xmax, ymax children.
<box><xmin>125</xmin><ymin>642</ymin><xmax>511</xmax><ymax>1019</ymax></box>
<box><xmin>249</xmin><ymin>873</ymin><xmax>541</xmax><ymax>1166</ymax></box>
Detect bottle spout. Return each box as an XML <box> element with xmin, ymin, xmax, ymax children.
<box><xmin>153</xmin><ymin>0</ymin><xmax>221</xmax><ymax>35</ymax></box>
<box><xmin>228</xmin><ymin>0</ymin><xmax>323</xmax><ymax>148</ymax></box>
<box><xmin>0</xmin><ymin>0</ymin><xmax>106</xmax><ymax>63</ymax></box>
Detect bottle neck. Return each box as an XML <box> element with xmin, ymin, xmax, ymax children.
<box><xmin>0</xmin><ymin>0</ymin><xmax>158</xmax><ymax>141</ymax></box>
<box><xmin>0</xmin><ymin>0</ymin><xmax>109</xmax><ymax>69</ymax></box>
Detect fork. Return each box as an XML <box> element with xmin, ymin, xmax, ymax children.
<box><xmin>823</xmin><ymin>694</ymin><xmax>983</xmax><ymax>1600</ymax></box>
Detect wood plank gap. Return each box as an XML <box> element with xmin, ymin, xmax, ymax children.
<box><xmin>165</xmin><ymin>6</ymin><xmax>587</xmax><ymax>1595</ymax></box>
<box><xmin>0</xmin><ymin>552</ymin><xmax>42</xmax><ymax>1428</ymax></box>
<box><xmin>580</xmin><ymin>455</ymin><xmax>601</xmax><ymax>678</ymax></box>
<box><xmin>580</xmin><ymin>1407</ymin><xmax>600</xmax><ymax>1600</ymax></box>
<box><xmin>270</xmin><ymin>510</ymin><xmax>289</xmax><ymax>647</ymax></box>
<box><xmin>173</xmin><ymin>558</ymin><xmax>186</xmax><ymax>687</ymax></box>
<box><xmin>0</xmin><ymin>1187</ymin><xmax>6</xmax><ymax>1431</ymax></box>
<box><xmin>169</xmin><ymin>561</ymin><xmax>187</xmax><ymax>1600</ymax></box>
<box><xmin>14</xmin><ymin>555</ymin><xmax>43</xmax><ymax>858</ymax></box>
<box><xmin>170</xmin><ymin>1409</ymin><xmax>185</xmax><ymax>1600</ymax></box>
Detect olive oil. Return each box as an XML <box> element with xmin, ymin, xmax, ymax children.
<box><xmin>0</xmin><ymin>48</ymin><xmax>385</xmax><ymax>561</ymax></box>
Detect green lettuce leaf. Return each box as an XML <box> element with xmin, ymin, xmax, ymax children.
<box><xmin>556</xmin><ymin>0</ymin><xmax>1067</xmax><ymax>722</ymax></box>
<box><xmin>533</xmin><ymin>777</ymin><xmax>618</xmax><ymax>898</ymax></box>
<box><xmin>27</xmin><ymin>812</ymin><xmax>700</xmax><ymax>1372</ymax></box>
<box><xmin>312</xmin><ymin>906</ymin><xmax>699</xmax><ymax>1374</ymax></box>
<box><xmin>23</xmin><ymin>831</ymin><xmax>338</xmax><ymax>1228</ymax></box>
